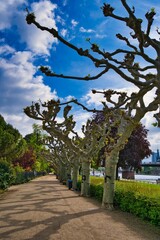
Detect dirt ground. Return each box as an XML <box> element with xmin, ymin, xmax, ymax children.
<box><xmin>0</xmin><ymin>175</ymin><xmax>159</xmax><ymax>240</ymax></box>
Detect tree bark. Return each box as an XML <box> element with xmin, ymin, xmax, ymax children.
<box><xmin>81</xmin><ymin>161</ymin><xmax>90</xmax><ymax>196</ymax></box>
<box><xmin>72</xmin><ymin>163</ymin><xmax>79</xmax><ymax>190</ymax></box>
<box><xmin>102</xmin><ymin>150</ymin><xmax>118</xmax><ymax>210</ymax></box>
<box><xmin>102</xmin><ymin>119</ymin><xmax>137</xmax><ymax>209</ymax></box>
<box><xmin>59</xmin><ymin>163</ymin><xmax>67</xmax><ymax>182</ymax></box>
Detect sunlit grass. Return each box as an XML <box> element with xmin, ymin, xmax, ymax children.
<box><xmin>115</xmin><ymin>180</ymin><xmax>160</xmax><ymax>199</ymax></box>
<box><xmin>90</xmin><ymin>176</ymin><xmax>104</xmax><ymax>185</ymax></box>
<box><xmin>89</xmin><ymin>176</ymin><xmax>160</xmax><ymax>200</ymax></box>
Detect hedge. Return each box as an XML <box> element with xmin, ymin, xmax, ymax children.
<box><xmin>77</xmin><ymin>177</ymin><xmax>160</xmax><ymax>226</ymax></box>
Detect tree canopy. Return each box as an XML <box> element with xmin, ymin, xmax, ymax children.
<box><xmin>93</xmin><ymin>112</ymin><xmax>152</xmax><ymax>171</ymax></box>
<box><xmin>119</xmin><ymin>124</ymin><xmax>152</xmax><ymax>170</ymax></box>
<box><xmin>0</xmin><ymin>114</ymin><xmax>27</xmax><ymax>162</ymax></box>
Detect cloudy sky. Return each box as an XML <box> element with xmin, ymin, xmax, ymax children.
<box><xmin>0</xmin><ymin>0</ymin><xmax>160</xmax><ymax>152</ymax></box>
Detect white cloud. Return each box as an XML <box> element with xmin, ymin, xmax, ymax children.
<box><xmin>148</xmin><ymin>131</ymin><xmax>160</xmax><ymax>151</ymax></box>
<box><xmin>0</xmin><ymin>0</ymin><xmax>26</xmax><ymax>30</ymax></box>
<box><xmin>80</xmin><ymin>27</ymin><xmax>95</xmax><ymax>33</ymax></box>
<box><xmin>73</xmin><ymin>111</ymin><xmax>92</xmax><ymax>137</ymax></box>
<box><xmin>16</xmin><ymin>1</ymin><xmax>58</xmax><ymax>55</ymax></box>
<box><xmin>0</xmin><ymin>50</ymin><xmax>58</xmax><ymax>136</ymax></box>
<box><xmin>150</xmin><ymin>27</ymin><xmax>160</xmax><ymax>41</ymax></box>
<box><xmin>0</xmin><ymin>45</ymin><xmax>15</xmax><ymax>55</ymax></box>
<box><xmin>71</xmin><ymin>19</ymin><xmax>78</xmax><ymax>28</ymax></box>
<box><xmin>82</xmin><ymin>90</ymin><xmax>104</xmax><ymax>107</ymax></box>
<box><xmin>82</xmin><ymin>86</ymin><xmax>139</xmax><ymax>107</ymax></box>
<box><xmin>142</xmin><ymin>111</ymin><xmax>160</xmax><ymax>151</ymax></box>
<box><xmin>95</xmin><ymin>33</ymin><xmax>107</xmax><ymax>39</ymax></box>
<box><xmin>1</xmin><ymin>51</ymin><xmax>58</xmax><ymax>101</ymax></box>
<box><xmin>2</xmin><ymin>113</ymin><xmax>37</xmax><ymax>137</ymax></box>
<box><xmin>60</xmin><ymin>29</ymin><xmax>68</xmax><ymax>37</ymax></box>
<box><xmin>62</xmin><ymin>95</ymin><xmax>75</xmax><ymax>102</ymax></box>
<box><xmin>0</xmin><ymin>0</ymin><xmax>58</xmax><ymax>56</ymax></box>
<box><xmin>56</xmin><ymin>15</ymin><xmax>65</xmax><ymax>26</ymax></box>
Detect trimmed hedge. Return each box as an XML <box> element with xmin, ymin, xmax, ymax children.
<box><xmin>12</xmin><ymin>171</ymin><xmax>47</xmax><ymax>185</ymax></box>
<box><xmin>77</xmin><ymin>177</ymin><xmax>160</xmax><ymax>226</ymax></box>
<box><xmin>114</xmin><ymin>181</ymin><xmax>160</xmax><ymax>226</ymax></box>
<box><xmin>0</xmin><ymin>162</ymin><xmax>47</xmax><ymax>190</ymax></box>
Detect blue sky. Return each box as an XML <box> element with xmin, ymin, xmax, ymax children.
<box><xmin>0</xmin><ymin>0</ymin><xmax>160</xmax><ymax>151</ymax></box>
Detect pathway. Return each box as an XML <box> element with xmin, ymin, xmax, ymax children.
<box><xmin>0</xmin><ymin>175</ymin><xmax>159</xmax><ymax>240</ymax></box>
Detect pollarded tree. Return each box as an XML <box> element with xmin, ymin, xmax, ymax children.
<box><xmin>45</xmin><ymin>136</ymin><xmax>73</xmax><ymax>183</ymax></box>
<box><xmin>24</xmin><ymin>100</ymin><xmax>84</xmax><ymax>191</ymax></box>
<box><xmin>24</xmin><ymin>99</ymin><xmax>106</xmax><ymax>196</ymax></box>
<box><xmin>25</xmin><ymin>1</ymin><xmax>160</xmax><ymax>209</ymax></box>
<box><xmin>94</xmin><ymin>112</ymin><xmax>151</xmax><ymax>173</ymax></box>
<box><xmin>153</xmin><ymin>109</ymin><xmax>160</xmax><ymax>127</ymax></box>
<box><xmin>46</xmin><ymin>135</ymin><xmax>80</xmax><ymax>190</ymax></box>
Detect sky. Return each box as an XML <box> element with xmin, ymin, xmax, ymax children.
<box><xmin>0</xmin><ymin>0</ymin><xmax>160</xmax><ymax>152</ymax></box>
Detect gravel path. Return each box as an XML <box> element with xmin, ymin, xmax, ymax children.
<box><xmin>0</xmin><ymin>175</ymin><xmax>159</xmax><ymax>240</ymax></box>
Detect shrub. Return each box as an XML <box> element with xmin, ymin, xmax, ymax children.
<box><xmin>114</xmin><ymin>182</ymin><xmax>160</xmax><ymax>226</ymax></box>
<box><xmin>78</xmin><ymin>177</ymin><xmax>160</xmax><ymax>226</ymax></box>
<box><xmin>12</xmin><ymin>165</ymin><xmax>27</xmax><ymax>184</ymax></box>
<box><xmin>0</xmin><ymin>160</ymin><xmax>15</xmax><ymax>190</ymax></box>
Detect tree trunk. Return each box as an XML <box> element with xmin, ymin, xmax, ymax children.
<box><xmin>81</xmin><ymin>161</ymin><xmax>90</xmax><ymax>196</ymax></box>
<box><xmin>59</xmin><ymin>163</ymin><xmax>67</xmax><ymax>182</ymax></box>
<box><xmin>102</xmin><ymin>151</ymin><xmax>118</xmax><ymax>210</ymax></box>
<box><xmin>102</xmin><ymin>119</ymin><xmax>137</xmax><ymax>209</ymax></box>
<box><xmin>72</xmin><ymin>163</ymin><xmax>79</xmax><ymax>190</ymax></box>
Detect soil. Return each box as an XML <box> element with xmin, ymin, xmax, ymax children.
<box><xmin>0</xmin><ymin>175</ymin><xmax>159</xmax><ymax>240</ymax></box>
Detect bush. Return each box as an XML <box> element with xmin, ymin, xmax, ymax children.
<box><xmin>77</xmin><ymin>180</ymin><xmax>81</xmax><ymax>191</ymax></box>
<box><xmin>78</xmin><ymin>177</ymin><xmax>160</xmax><ymax>226</ymax></box>
<box><xmin>90</xmin><ymin>184</ymin><xmax>103</xmax><ymax>201</ymax></box>
<box><xmin>0</xmin><ymin>160</ymin><xmax>15</xmax><ymax>190</ymax></box>
<box><xmin>12</xmin><ymin>165</ymin><xmax>27</xmax><ymax>184</ymax></box>
<box><xmin>114</xmin><ymin>181</ymin><xmax>160</xmax><ymax>226</ymax></box>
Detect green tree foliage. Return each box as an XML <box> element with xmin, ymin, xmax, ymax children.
<box><xmin>24</xmin><ymin>124</ymin><xmax>50</xmax><ymax>172</ymax></box>
<box><xmin>0</xmin><ymin>115</ymin><xmax>27</xmax><ymax>162</ymax></box>
<box><xmin>0</xmin><ymin>160</ymin><xmax>14</xmax><ymax>190</ymax></box>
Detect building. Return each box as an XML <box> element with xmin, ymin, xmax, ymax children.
<box><xmin>152</xmin><ymin>149</ymin><xmax>160</xmax><ymax>163</ymax></box>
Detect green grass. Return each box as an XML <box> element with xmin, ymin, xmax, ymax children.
<box><xmin>90</xmin><ymin>176</ymin><xmax>104</xmax><ymax>186</ymax></box>
<box><xmin>89</xmin><ymin>176</ymin><xmax>160</xmax><ymax>200</ymax></box>
<box><xmin>115</xmin><ymin>180</ymin><xmax>160</xmax><ymax>200</ymax></box>
<box><xmin>87</xmin><ymin>176</ymin><xmax>160</xmax><ymax>226</ymax></box>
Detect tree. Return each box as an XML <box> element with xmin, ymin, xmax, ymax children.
<box><xmin>24</xmin><ymin>124</ymin><xmax>50</xmax><ymax>172</ymax></box>
<box><xmin>0</xmin><ymin>160</ymin><xmax>15</xmax><ymax>190</ymax></box>
<box><xmin>0</xmin><ymin>114</ymin><xmax>27</xmax><ymax>162</ymax></box>
<box><xmin>24</xmin><ymin>98</ymin><xmax>109</xmax><ymax>195</ymax></box>
<box><xmin>119</xmin><ymin>124</ymin><xmax>152</xmax><ymax>171</ymax></box>
<box><xmin>153</xmin><ymin>109</ymin><xmax>160</xmax><ymax>127</ymax></box>
<box><xmin>13</xmin><ymin>148</ymin><xmax>36</xmax><ymax>171</ymax></box>
<box><xmin>94</xmin><ymin>112</ymin><xmax>152</xmax><ymax>172</ymax></box>
<box><xmin>25</xmin><ymin>1</ymin><xmax>160</xmax><ymax>209</ymax></box>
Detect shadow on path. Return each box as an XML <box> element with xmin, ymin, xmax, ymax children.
<box><xmin>0</xmin><ymin>175</ymin><xmax>159</xmax><ymax>240</ymax></box>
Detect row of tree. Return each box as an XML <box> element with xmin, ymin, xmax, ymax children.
<box><xmin>24</xmin><ymin>99</ymin><xmax>151</xmax><ymax>209</ymax></box>
<box><xmin>24</xmin><ymin>0</ymin><xmax>160</xmax><ymax>209</ymax></box>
